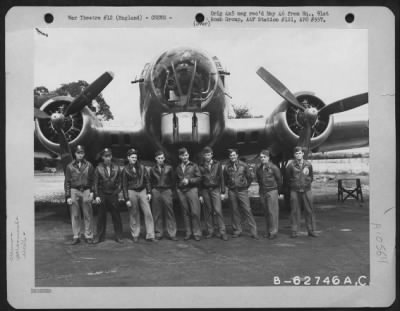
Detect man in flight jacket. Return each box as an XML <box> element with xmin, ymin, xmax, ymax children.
<box><xmin>93</xmin><ymin>148</ymin><xmax>123</xmax><ymax>244</ymax></box>
<box><xmin>122</xmin><ymin>148</ymin><xmax>156</xmax><ymax>242</ymax></box>
<box><xmin>64</xmin><ymin>145</ymin><xmax>95</xmax><ymax>245</ymax></box>
<box><xmin>175</xmin><ymin>147</ymin><xmax>202</xmax><ymax>241</ymax></box>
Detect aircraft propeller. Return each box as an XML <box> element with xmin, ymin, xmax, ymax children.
<box><xmin>34</xmin><ymin>107</ymin><xmax>51</xmax><ymax>119</ymax></box>
<box><xmin>256</xmin><ymin>66</ymin><xmax>368</xmax><ymax>157</ymax></box>
<box><xmin>318</xmin><ymin>93</ymin><xmax>369</xmax><ymax>119</ymax></box>
<box><xmin>34</xmin><ymin>71</ymin><xmax>114</xmax><ymax>169</ymax></box>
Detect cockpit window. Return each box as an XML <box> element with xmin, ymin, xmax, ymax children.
<box><xmin>151</xmin><ymin>48</ymin><xmax>218</xmax><ymax>109</ymax></box>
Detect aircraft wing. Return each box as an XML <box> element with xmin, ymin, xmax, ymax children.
<box><xmin>35</xmin><ymin>114</ymin><xmax>158</xmax><ymax>163</ymax></box>
<box><xmin>314</xmin><ymin>119</ymin><xmax>369</xmax><ymax>152</ymax></box>
<box><xmin>215</xmin><ymin>117</ymin><xmax>270</xmax><ymax>159</ymax></box>
<box><xmin>216</xmin><ymin>115</ymin><xmax>369</xmax><ymax>160</ymax></box>
<box><xmin>95</xmin><ymin>124</ymin><xmax>159</xmax><ymax>161</ymax></box>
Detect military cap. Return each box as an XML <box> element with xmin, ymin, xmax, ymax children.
<box><xmin>127</xmin><ymin>148</ymin><xmax>138</xmax><ymax>157</ymax></box>
<box><xmin>293</xmin><ymin>146</ymin><xmax>305</xmax><ymax>153</ymax></box>
<box><xmin>202</xmin><ymin>146</ymin><xmax>213</xmax><ymax>154</ymax></box>
<box><xmin>155</xmin><ymin>150</ymin><xmax>164</xmax><ymax>157</ymax></box>
<box><xmin>101</xmin><ymin>148</ymin><xmax>112</xmax><ymax>156</ymax></box>
<box><xmin>260</xmin><ymin>149</ymin><xmax>270</xmax><ymax>157</ymax></box>
<box><xmin>75</xmin><ymin>145</ymin><xmax>85</xmax><ymax>153</ymax></box>
<box><xmin>178</xmin><ymin>147</ymin><xmax>188</xmax><ymax>156</ymax></box>
<box><xmin>227</xmin><ymin>148</ymin><xmax>238</xmax><ymax>156</ymax></box>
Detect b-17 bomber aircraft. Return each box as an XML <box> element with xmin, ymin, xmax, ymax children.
<box><xmin>34</xmin><ymin>47</ymin><xmax>369</xmax><ymax>169</ymax></box>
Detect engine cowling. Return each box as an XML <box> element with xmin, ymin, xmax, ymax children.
<box><xmin>265</xmin><ymin>92</ymin><xmax>334</xmax><ymax>154</ymax></box>
<box><xmin>34</xmin><ymin>96</ymin><xmax>101</xmax><ymax>156</ymax></box>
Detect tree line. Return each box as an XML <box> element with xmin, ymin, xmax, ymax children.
<box><xmin>34</xmin><ymin>80</ymin><xmax>114</xmax><ymax>121</ymax></box>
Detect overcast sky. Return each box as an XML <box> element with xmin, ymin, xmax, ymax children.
<box><xmin>34</xmin><ymin>27</ymin><xmax>368</xmax><ymax>127</ymax></box>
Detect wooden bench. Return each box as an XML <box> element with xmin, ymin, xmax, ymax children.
<box><xmin>337</xmin><ymin>178</ymin><xmax>363</xmax><ymax>202</ymax></box>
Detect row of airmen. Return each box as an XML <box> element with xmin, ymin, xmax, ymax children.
<box><xmin>64</xmin><ymin>145</ymin><xmax>317</xmax><ymax>245</ymax></box>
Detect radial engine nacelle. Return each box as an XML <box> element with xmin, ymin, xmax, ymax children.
<box><xmin>34</xmin><ymin>96</ymin><xmax>102</xmax><ymax>157</ymax></box>
<box><xmin>265</xmin><ymin>92</ymin><xmax>334</xmax><ymax>154</ymax></box>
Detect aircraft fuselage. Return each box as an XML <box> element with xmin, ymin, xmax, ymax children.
<box><xmin>138</xmin><ymin>47</ymin><xmax>229</xmax><ymax>159</ymax></box>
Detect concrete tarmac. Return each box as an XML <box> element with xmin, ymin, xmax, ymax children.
<box><xmin>35</xmin><ymin>195</ymin><xmax>369</xmax><ymax>287</ymax></box>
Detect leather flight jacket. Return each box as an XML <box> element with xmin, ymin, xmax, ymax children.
<box><xmin>286</xmin><ymin>160</ymin><xmax>314</xmax><ymax>192</ymax></box>
<box><xmin>199</xmin><ymin>160</ymin><xmax>226</xmax><ymax>194</ymax></box>
<box><xmin>175</xmin><ymin>161</ymin><xmax>201</xmax><ymax>190</ymax></box>
<box><xmin>149</xmin><ymin>164</ymin><xmax>175</xmax><ymax>189</ymax></box>
<box><xmin>122</xmin><ymin>163</ymin><xmax>151</xmax><ymax>200</ymax></box>
<box><xmin>255</xmin><ymin>162</ymin><xmax>282</xmax><ymax>194</ymax></box>
<box><xmin>64</xmin><ymin>159</ymin><xmax>94</xmax><ymax>198</ymax></box>
<box><xmin>223</xmin><ymin>160</ymin><xmax>252</xmax><ymax>191</ymax></box>
<box><xmin>93</xmin><ymin>162</ymin><xmax>121</xmax><ymax>197</ymax></box>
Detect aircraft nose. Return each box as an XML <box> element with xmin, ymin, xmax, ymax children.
<box><xmin>150</xmin><ymin>47</ymin><xmax>219</xmax><ymax>110</ymax></box>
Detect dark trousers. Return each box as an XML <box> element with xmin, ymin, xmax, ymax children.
<box><xmin>177</xmin><ymin>188</ymin><xmax>202</xmax><ymax>237</ymax></box>
<box><xmin>290</xmin><ymin>190</ymin><xmax>316</xmax><ymax>233</ymax></box>
<box><xmin>152</xmin><ymin>188</ymin><xmax>177</xmax><ymax>238</ymax></box>
<box><xmin>260</xmin><ymin>189</ymin><xmax>279</xmax><ymax>235</ymax></box>
<box><xmin>201</xmin><ymin>188</ymin><xmax>226</xmax><ymax>235</ymax></box>
<box><xmin>228</xmin><ymin>189</ymin><xmax>257</xmax><ymax>236</ymax></box>
<box><xmin>96</xmin><ymin>193</ymin><xmax>123</xmax><ymax>240</ymax></box>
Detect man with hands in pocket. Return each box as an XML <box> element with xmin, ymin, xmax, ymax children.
<box><xmin>256</xmin><ymin>149</ymin><xmax>282</xmax><ymax>240</ymax></box>
<box><xmin>122</xmin><ymin>148</ymin><xmax>156</xmax><ymax>242</ymax></box>
<box><xmin>175</xmin><ymin>147</ymin><xmax>202</xmax><ymax>241</ymax></box>
<box><xmin>223</xmin><ymin>149</ymin><xmax>259</xmax><ymax>240</ymax></box>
